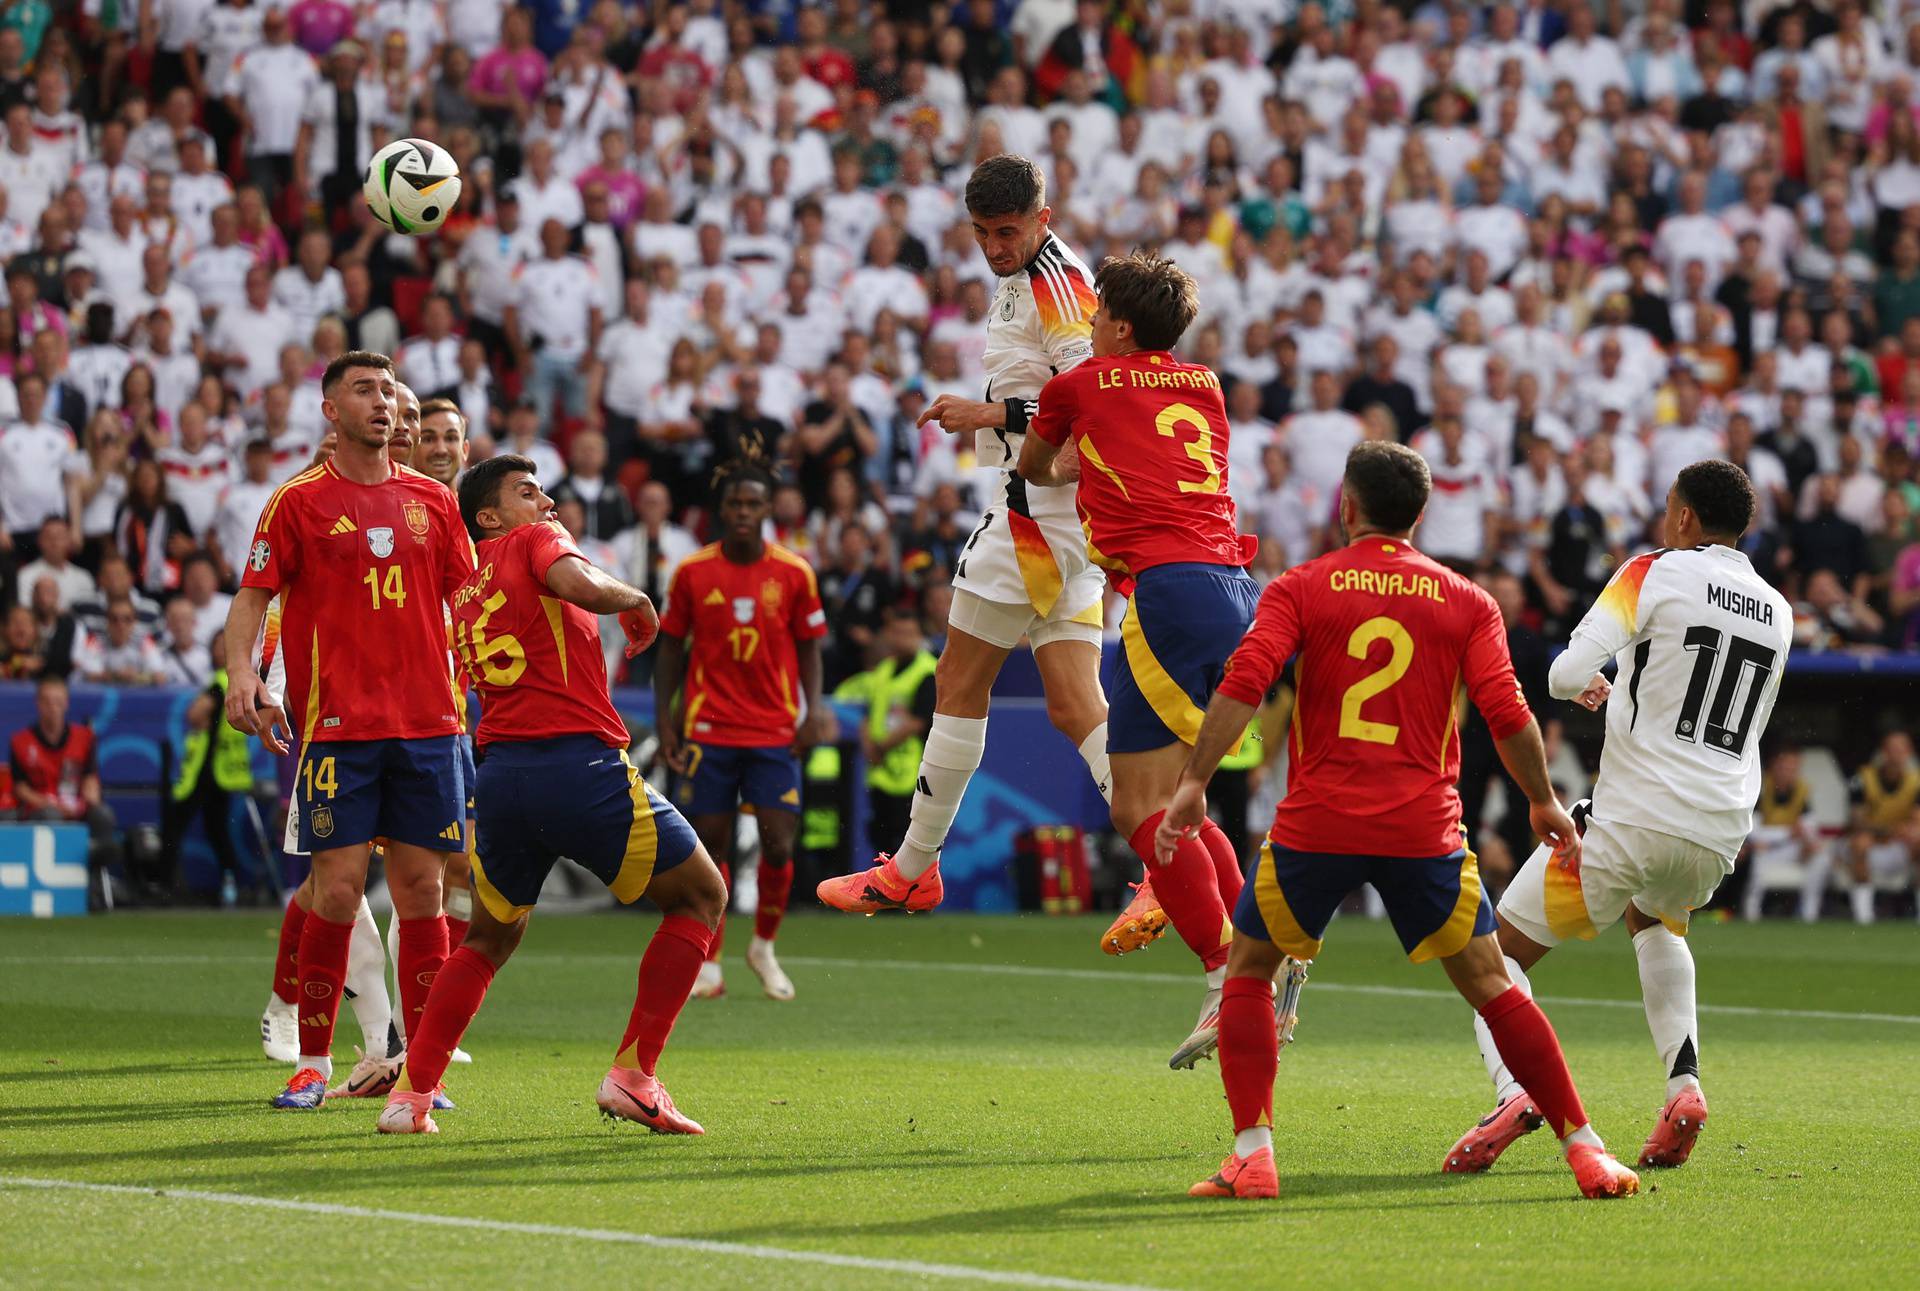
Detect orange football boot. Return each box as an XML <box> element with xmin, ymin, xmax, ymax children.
<box><xmin>815</xmin><ymin>854</ymin><xmax>943</xmax><ymax>914</ymax></box>
<box><xmin>1100</xmin><ymin>878</ymin><xmax>1169</xmax><ymax>955</ymax></box>
<box><xmin>598</xmin><ymin>1066</ymin><xmax>704</xmax><ymax>1134</ymax></box>
<box><xmin>1443</xmin><ymin>1093</ymin><xmax>1546</xmax><ymax>1172</ymax></box>
<box><xmin>1567</xmin><ymin>1142</ymin><xmax>1641</xmax><ymax>1198</ymax></box>
<box><xmin>1188</xmin><ymin>1147</ymin><xmax>1279</xmax><ymax>1199</ymax></box>
<box><xmin>1638</xmin><ymin>1086</ymin><xmax>1708</xmax><ymax>1168</ymax></box>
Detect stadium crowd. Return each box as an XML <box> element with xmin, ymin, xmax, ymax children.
<box><xmin>0</xmin><ymin>0</ymin><xmax>1915</xmax><ymax>911</ymax></box>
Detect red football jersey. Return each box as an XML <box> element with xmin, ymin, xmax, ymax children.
<box><xmin>242</xmin><ymin>460</ymin><xmax>475</xmax><ymax>744</ymax></box>
<box><xmin>658</xmin><ymin>543</ymin><xmax>826</xmax><ymax>748</ymax></box>
<box><xmin>454</xmin><ymin>521</ymin><xmax>629</xmax><ymax>749</ymax></box>
<box><xmin>10</xmin><ymin>722</ymin><xmax>98</xmax><ymax>808</ymax></box>
<box><xmin>1029</xmin><ymin>351</ymin><xmax>1249</xmax><ymax>577</ymax></box>
<box><xmin>1217</xmin><ymin>536</ymin><xmax>1534</xmax><ymax>857</ymax></box>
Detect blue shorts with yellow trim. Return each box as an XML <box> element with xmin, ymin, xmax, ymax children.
<box><xmin>676</xmin><ymin>742</ymin><xmax>802</xmax><ymax>816</ymax></box>
<box><xmin>1234</xmin><ymin>840</ymin><xmax>1496</xmax><ymax>964</ymax></box>
<box><xmin>1112</xmin><ymin>562</ymin><xmax>1259</xmax><ymax>754</ymax></box>
<box><xmin>470</xmin><ymin>734</ymin><xmax>698</xmax><ymax>922</ymax></box>
<box><xmin>295</xmin><ymin>736</ymin><xmax>466</xmax><ymax>853</ymax></box>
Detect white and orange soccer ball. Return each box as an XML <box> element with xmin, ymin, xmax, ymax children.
<box><xmin>364</xmin><ymin>137</ymin><xmax>461</xmax><ymax>236</ymax></box>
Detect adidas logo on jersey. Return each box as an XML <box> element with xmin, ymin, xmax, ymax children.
<box><xmin>330</xmin><ymin>516</ymin><xmax>358</xmax><ymax>536</ymax></box>
<box><xmin>704</xmin><ymin>588</ymin><xmax>726</xmax><ymax>606</ymax></box>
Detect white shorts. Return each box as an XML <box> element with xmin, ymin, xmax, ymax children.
<box><xmin>949</xmin><ymin>469</ymin><xmax>1104</xmax><ymax>650</ymax></box>
<box><xmin>1863</xmin><ymin>840</ymin><xmax>1913</xmax><ymax>884</ymax></box>
<box><xmin>1500</xmin><ymin>815</ymin><xmax>1733</xmax><ymax>945</ymax></box>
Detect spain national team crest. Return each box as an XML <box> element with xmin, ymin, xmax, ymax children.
<box><xmin>403</xmin><ymin>499</ymin><xmax>429</xmax><ymax>538</ymax></box>
<box><xmin>309</xmin><ymin>805</ymin><xmax>334</xmax><ymax>839</ymax></box>
<box><xmin>732</xmin><ymin>596</ymin><xmax>756</xmax><ymax>624</ymax></box>
<box><xmin>760</xmin><ymin>579</ymin><xmax>782</xmax><ymax>615</ymax></box>
<box><xmin>367</xmin><ymin>527</ymin><xmax>395</xmax><ymax>559</ymax></box>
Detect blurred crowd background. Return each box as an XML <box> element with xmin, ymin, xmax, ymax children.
<box><xmin>0</xmin><ymin>0</ymin><xmax>1914</xmax><ymax>916</ymax></box>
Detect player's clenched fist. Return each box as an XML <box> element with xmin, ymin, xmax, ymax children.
<box><xmin>917</xmin><ymin>394</ymin><xmax>1003</xmax><ymax>435</ymax></box>
<box><xmin>1573</xmin><ymin>673</ymin><xmax>1612</xmax><ymax>711</ymax></box>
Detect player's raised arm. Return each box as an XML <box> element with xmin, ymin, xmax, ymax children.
<box><xmin>541</xmin><ymin>552</ymin><xmax>659</xmax><ymax>656</ymax></box>
<box><xmin>1548</xmin><ymin>551</ymin><xmax>1659</xmax><ymax>700</ymax></box>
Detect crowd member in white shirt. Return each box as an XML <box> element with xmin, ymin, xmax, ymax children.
<box><xmin>1277</xmin><ymin>369</ymin><xmax>1365</xmax><ymax>504</ymax></box>
<box><xmin>179</xmin><ymin>203</ymin><xmax>257</xmax><ymax>328</ymax></box>
<box><xmin>396</xmin><ymin>293</ymin><xmax>463</xmax><ymax>401</ymax></box>
<box><xmin>1416</xmin><ymin>409</ymin><xmax>1500</xmax><ymax>572</ymax></box>
<box><xmin>157</xmin><ymin>404</ymin><xmax>234</xmax><ymax>539</ymax></box>
<box><xmin>1649</xmin><ymin>371</ymin><xmax>1728</xmax><ymax>504</ymax></box>
<box><xmin>1653</xmin><ymin>171</ymin><xmax>1738</xmax><ymax>290</ymax></box>
<box><xmin>157</xmin><ymin>596</ymin><xmax>214</xmax><ymax>688</ymax></box>
<box><xmin>212</xmin><ymin>439</ymin><xmax>278</xmax><ymax>585</ymax></box>
<box><xmin>132</xmin><ymin>309</ymin><xmax>203</xmax><ymax>422</ymax></box>
<box><xmin>0</xmin><ymin>372</ymin><xmax>80</xmax><ymax>554</ymax></box>
<box><xmin>71</xmin><ymin>598</ymin><xmax>168</xmax><ymax>686</ymax></box>
<box><xmin>168</xmin><ymin>132</ymin><xmax>233</xmax><ymax>249</ymax></box>
<box><xmin>506</xmin><ymin>218</ymin><xmax>603</xmax><ymax>434</ymax></box>
<box><xmin>269</xmin><ymin>227</ymin><xmax>347</xmax><ymax>348</ymax></box>
<box><xmin>207</xmin><ymin>265</ymin><xmax>297</xmax><ymax>398</ymax></box>
<box><xmin>508</xmin><ymin>138</ymin><xmax>587</xmax><ymax>233</ymax></box>
<box><xmin>0</xmin><ymin>102</ymin><xmax>63</xmax><ymax>233</ymax></box>
<box><xmin>13</xmin><ymin>517</ymin><xmax>95</xmax><ymax>611</ymax></box>
<box><xmin>457</xmin><ymin>191</ymin><xmax>536</xmax><ymax>362</ymax></box>
<box><xmin>294</xmin><ymin>40</ymin><xmax>392</xmax><ymax>211</ymax></box>
<box><xmin>227</xmin><ymin>7</ymin><xmax>320</xmax><ymax>206</ymax></box>
<box><xmin>77</xmin><ymin>194</ymin><xmax>148</xmax><ymax>317</ymax></box>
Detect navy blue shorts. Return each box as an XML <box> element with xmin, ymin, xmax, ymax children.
<box><xmin>294</xmin><ymin>736</ymin><xmax>466</xmax><ymax>853</ymax></box>
<box><xmin>1233</xmin><ymin>840</ymin><xmax>1496</xmax><ymax>964</ymax></box>
<box><xmin>470</xmin><ymin>734</ymin><xmax>699</xmax><ymax>922</ymax></box>
<box><xmin>1111</xmin><ymin>563</ymin><xmax>1259</xmax><ymax>754</ymax></box>
<box><xmin>675</xmin><ymin>742</ymin><xmax>802</xmax><ymax>816</ymax></box>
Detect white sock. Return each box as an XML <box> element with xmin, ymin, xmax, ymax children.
<box><xmin>1473</xmin><ymin>956</ymin><xmax>1532</xmax><ymax>1104</ymax></box>
<box><xmin>1234</xmin><ymin>1126</ymin><xmax>1273</xmax><ymax>1157</ymax></box>
<box><xmin>297</xmin><ymin>1053</ymin><xmax>333</xmax><ymax>1079</ymax></box>
<box><xmin>1561</xmin><ymin>1123</ymin><xmax>1603</xmax><ymax>1155</ymax></box>
<box><xmin>1205</xmin><ymin>965</ymin><xmax>1226</xmax><ymax>991</ymax></box>
<box><xmin>344</xmin><ymin>897</ymin><xmax>393</xmax><ymax>1056</ymax></box>
<box><xmin>386</xmin><ymin>909</ymin><xmax>408</xmax><ymax>1044</ymax></box>
<box><xmin>1076</xmin><ymin>723</ymin><xmax>1112</xmax><ymax>804</ymax></box>
<box><xmin>1850</xmin><ymin>885</ymin><xmax>1875</xmax><ymax>924</ymax></box>
<box><xmin>1633</xmin><ymin>924</ymin><xmax>1701</xmax><ymax>1101</ymax></box>
<box><xmin>895</xmin><ymin>714</ymin><xmax>987</xmax><ymax>880</ymax></box>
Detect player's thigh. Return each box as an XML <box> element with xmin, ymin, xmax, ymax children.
<box><xmin>1437</xmin><ymin>931</ymin><xmax>1515</xmax><ymax>1010</ymax></box>
<box><xmin>306</xmin><ymin>844</ymin><xmax>373</xmax><ymax>919</ymax></box>
<box><xmin>1499</xmin><ymin>810</ymin><xmax>1642</xmax><ymax>946</ymax></box>
<box><xmin>468</xmin><ymin>749</ymin><xmax>562</xmax><ymax>926</ymax></box>
<box><xmin>1031</xmin><ymin>636</ymin><xmax>1105</xmax><ymax>740</ymax></box>
<box><xmin>1367</xmin><ymin>848</ymin><xmax>1497</xmax><ymax>964</ymax></box>
<box><xmin>373</xmin><ymin>735</ymin><xmax>466</xmax><ymax>854</ymax></box>
<box><xmin>544</xmin><ymin>742</ymin><xmax>703</xmax><ymax>907</ymax></box>
<box><xmin>1107</xmin><ymin>742</ymin><xmax>1190</xmax><ymax>839</ymax></box>
<box><xmin>642</xmin><ymin>835</ymin><xmax>727</xmax><ymax>923</ymax></box>
<box><xmin>1233</xmin><ymin>840</ymin><xmax>1365</xmax><ymax>963</ymax></box>
<box><xmin>936</xmin><ymin>596</ymin><xmax>1020</xmax><ymax>715</ymax></box>
<box><xmin>1109</xmin><ymin>564</ymin><xmax>1258</xmax><ymax>758</ymax></box>
<box><xmin>1594</xmin><ymin>818</ymin><xmax>1728</xmax><ymax>935</ymax></box>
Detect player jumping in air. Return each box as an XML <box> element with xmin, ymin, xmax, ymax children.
<box><xmin>818</xmin><ymin>154</ymin><xmax>1127</xmax><ymax>929</ymax></box>
<box><xmin>654</xmin><ymin>460</ymin><xmax>830</xmax><ymax>1001</ymax></box>
<box><xmin>1446</xmin><ymin>461</ymin><xmax>1789</xmax><ymax>1174</ymax></box>
<box><xmin>1162</xmin><ymin>441</ymin><xmax>1640</xmax><ymax>1201</ymax></box>
<box><xmin>1017</xmin><ymin>252</ymin><xmax>1306</xmax><ymax>1067</ymax></box>
<box><xmin>379</xmin><ymin>455</ymin><xmax>726</xmax><ymax>1135</ymax></box>
<box><xmin>226</xmin><ymin>353</ymin><xmax>476</xmax><ymax>1111</ymax></box>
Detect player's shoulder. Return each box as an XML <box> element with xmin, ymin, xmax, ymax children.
<box><xmin>258</xmin><ymin>463</ymin><xmax>332</xmax><ymax>529</ymax></box>
<box><xmin>1024</xmin><ymin>235</ymin><xmax>1096</xmax><ymax>312</ymax></box>
<box><xmin>765</xmin><ymin>542</ymin><xmax>819</xmax><ymax>583</ymax></box>
<box><xmin>674</xmin><ymin>543</ymin><xmax>726</xmax><ymax>583</ymax></box>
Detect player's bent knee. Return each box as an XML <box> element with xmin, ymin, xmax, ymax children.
<box><xmin>1226</xmin><ymin>934</ymin><xmax>1283</xmax><ymax>981</ymax></box>
<box><xmin>466</xmin><ymin>913</ymin><xmax>526</xmax><ymax>968</ymax></box>
<box><xmin>651</xmin><ymin>853</ymin><xmax>727</xmax><ymax>927</ymax></box>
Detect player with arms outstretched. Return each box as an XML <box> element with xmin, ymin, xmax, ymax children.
<box><xmin>654</xmin><ymin>462</ymin><xmax>829</xmax><ymax>1001</ymax></box>
<box><xmin>817</xmin><ymin>155</ymin><xmax>1120</xmax><ymax>920</ymax></box>
<box><xmin>1446</xmin><ymin>461</ymin><xmax>1790</xmax><ymax>1174</ymax></box>
<box><xmin>379</xmin><ymin>455</ymin><xmax>726</xmax><ymax>1134</ymax></box>
<box><xmin>225</xmin><ymin>352</ymin><xmax>476</xmax><ymax>1110</ymax></box>
<box><xmin>1162</xmin><ymin>442</ymin><xmax>1639</xmax><ymax>1201</ymax></box>
<box><xmin>1018</xmin><ymin>252</ymin><xmax>1304</xmax><ymax>1066</ymax></box>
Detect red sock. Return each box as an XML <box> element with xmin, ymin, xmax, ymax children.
<box><xmin>1479</xmin><ymin>985</ymin><xmax>1589</xmax><ymax>1137</ymax></box>
<box><xmin>754</xmin><ymin>859</ymin><xmax>793</xmax><ymax>941</ymax></box>
<box><xmin>294</xmin><ymin>912</ymin><xmax>353</xmax><ymax>1060</ymax></box>
<box><xmin>444</xmin><ymin>914</ymin><xmax>470</xmax><ymax>949</ymax></box>
<box><xmin>708</xmin><ymin>861</ymin><xmax>730</xmax><ymax>962</ymax></box>
<box><xmin>1199</xmin><ymin>821</ymin><xmax>1244</xmax><ymax>911</ymax></box>
<box><xmin>616</xmin><ymin>915</ymin><xmax>715</xmax><ymax>1074</ymax></box>
<box><xmin>403</xmin><ymin>946</ymin><xmax>495</xmax><ymax>1093</ymax></box>
<box><xmin>1217</xmin><ymin>977</ymin><xmax>1277</xmax><ymax>1134</ymax></box>
<box><xmin>396</xmin><ymin>916</ymin><xmax>450</xmax><ymax>1035</ymax></box>
<box><xmin>1130</xmin><ymin>812</ymin><xmax>1231</xmax><ymax>971</ymax></box>
<box><xmin>272</xmin><ymin>900</ymin><xmax>308</xmax><ymax>1005</ymax></box>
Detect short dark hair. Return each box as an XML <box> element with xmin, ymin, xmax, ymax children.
<box><xmin>1343</xmin><ymin>441</ymin><xmax>1431</xmax><ymax>533</ymax></box>
<box><xmin>1094</xmin><ymin>252</ymin><xmax>1200</xmax><ymax>352</ymax></box>
<box><xmin>1674</xmin><ymin>459</ymin><xmax>1756</xmax><ymax>537</ymax></box>
<box><xmin>321</xmin><ymin>349</ymin><xmax>395</xmax><ymax>396</ymax></box>
<box><xmin>418</xmin><ymin>396</ymin><xmax>466</xmax><ymax>432</ymax></box>
<box><xmin>458</xmin><ymin>452</ymin><xmax>537</xmax><ymax>539</ymax></box>
<box><xmin>965</xmin><ymin>154</ymin><xmax>1046</xmax><ymax>218</ymax></box>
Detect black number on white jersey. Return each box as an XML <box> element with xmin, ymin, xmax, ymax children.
<box><xmin>1673</xmin><ymin>625</ymin><xmax>1777</xmax><ymax>759</ymax></box>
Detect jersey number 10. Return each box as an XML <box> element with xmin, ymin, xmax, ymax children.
<box><xmin>1672</xmin><ymin>625</ymin><xmax>1776</xmax><ymax>759</ymax></box>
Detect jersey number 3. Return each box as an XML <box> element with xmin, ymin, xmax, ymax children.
<box><xmin>1674</xmin><ymin>625</ymin><xmax>1776</xmax><ymax>759</ymax></box>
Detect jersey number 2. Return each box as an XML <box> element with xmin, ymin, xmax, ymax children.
<box><xmin>1339</xmin><ymin>616</ymin><xmax>1414</xmax><ymax>745</ymax></box>
<box><xmin>1674</xmin><ymin>625</ymin><xmax>1775</xmax><ymax>759</ymax></box>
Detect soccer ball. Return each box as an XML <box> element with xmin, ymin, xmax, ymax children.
<box><xmin>364</xmin><ymin>137</ymin><xmax>461</xmax><ymax>235</ymax></box>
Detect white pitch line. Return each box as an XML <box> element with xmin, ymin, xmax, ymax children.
<box><xmin>0</xmin><ymin>1176</ymin><xmax>1162</xmax><ymax>1291</ymax></box>
<box><xmin>5</xmin><ymin>952</ymin><xmax>1917</xmax><ymax>1028</ymax></box>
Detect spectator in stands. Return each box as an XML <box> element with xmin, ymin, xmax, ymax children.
<box><xmin>1843</xmin><ymin>731</ymin><xmax>1920</xmax><ymax>924</ymax></box>
<box><xmin>507</xmin><ymin>216</ymin><xmax>601</xmax><ymax>432</ymax></box>
<box><xmin>25</xmin><ymin>576</ymin><xmax>77</xmax><ymax>679</ymax></box>
<box><xmin>795</xmin><ymin>362</ymin><xmax>878</xmax><ymax>513</ymax></box>
<box><xmin>818</xmin><ymin>520</ymin><xmax>896</xmax><ymax>687</ymax></box>
<box><xmin>8</xmin><ymin>674</ymin><xmax>122</xmax><ymax>901</ymax></box>
<box><xmin>549</xmin><ymin>430</ymin><xmax>632</xmax><ymax>542</ymax></box>
<box><xmin>71</xmin><ymin>596</ymin><xmax>166</xmax><ymax>685</ymax></box>
<box><xmin>113</xmin><ymin>459</ymin><xmax>194</xmax><ymax>595</ymax></box>
<box><xmin>14</xmin><ymin>518</ymin><xmax>93</xmax><ymax>611</ymax></box>
<box><xmin>157</xmin><ymin>595</ymin><xmax>212</xmax><ymax>688</ymax></box>
<box><xmin>0</xmin><ymin>371</ymin><xmax>78</xmax><ymax>568</ymax></box>
<box><xmin>0</xmin><ymin>604</ymin><xmax>44</xmax><ymax>679</ymax></box>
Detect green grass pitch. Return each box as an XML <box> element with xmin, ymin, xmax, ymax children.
<box><xmin>2</xmin><ymin>910</ymin><xmax>1915</xmax><ymax>1289</ymax></box>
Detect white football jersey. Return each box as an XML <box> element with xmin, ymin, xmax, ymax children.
<box><xmin>977</xmin><ymin>231</ymin><xmax>1096</xmax><ymax>470</ymax></box>
<box><xmin>1548</xmin><ymin>544</ymin><xmax>1792</xmax><ymax>858</ymax></box>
